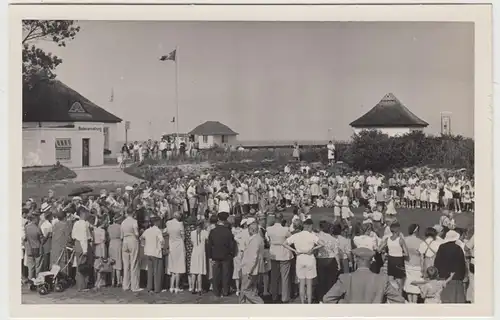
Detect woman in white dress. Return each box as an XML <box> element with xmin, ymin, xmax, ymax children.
<box><xmin>385</xmin><ymin>195</ymin><xmax>397</xmax><ymax>216</ymax></box>
<box><xmin>310</xmin><ymin>174</ymin><xmax>321</xmax><ymax>203</ymax></box>
<box><xmin>165</xmin><ymin>211</ymin><xmax>186</xmax><ymax>293</ymax></box>
<box><xmin>216</xmin><ymin>187</ymin><xmax>231</xmax><ymax>213</ymax></box>
<box><xmin>327</xmin><ymin>141</ymin><xmax>336</xmax><ymax>165</ymax></box>
<box><xmin>404</xmin><ymin>224</ymin><xmax>423</xmax><ymax>303</ymax></box>
<box><xmin>189</xmin><ymin>220</ymin><xmax>208</xmax><ymax>294</ymax></box>
<box><xmin>232</xmin><ymin>217</ymin><xmax>250</xmax><ymax>296</ymax></box>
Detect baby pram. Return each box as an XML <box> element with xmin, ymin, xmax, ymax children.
<box><xmin>30</xmin><ymin>246</ymin><xmax>75</xmax><ymax>295</ymax></box>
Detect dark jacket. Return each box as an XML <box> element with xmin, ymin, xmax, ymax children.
<box><xmin>434</xmin><ymin>241</ymin><xmax>467</xmax><ymax>280</ymax></box>
<box><xmin>207</xmin><ymin>224</ymin><xmax>235</xmax><ymax>261</ymax></box>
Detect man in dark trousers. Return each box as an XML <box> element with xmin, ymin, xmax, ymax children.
<box><xmin>207</xmin><ymin>212</ymin><xmax>235</xmax><ymax>297</ymax></box>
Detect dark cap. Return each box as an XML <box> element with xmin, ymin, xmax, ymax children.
<box><xmin>218</xmin><ymin>212</ymin><xmax>229</xmax><ymax>222</ymax></box>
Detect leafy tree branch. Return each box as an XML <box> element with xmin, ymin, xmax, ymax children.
<box><xmin>22</xmin><ymin>20</ymin><xmax>80</xmax><ymax>84</ymax></box>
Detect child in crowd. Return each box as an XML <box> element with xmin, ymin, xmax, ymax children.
<box><xmin>93</xmin><ymin>217</ymin><xmax>107</xmax><ymax>288</ymax></box>
<box><xmin>407</xmin><ymin>185</ymin><xmax>416</xmax><ymax>209</ymax></box>
<box><xmin>401</xmin><ymin>185</ymin><xmax>409</xmax><ymax>208</ymax></box>
<box><xmin>462</xmin><ymin>185</ymin><xmax>473</xmax><ymax>212</ymax></box>
<box><xmin>420</xmin><ymin>184</ymin><xmax>429</xmax><ymax>210</ymax></box>
<box><xmin>414</xmin><ymin>184</ymin><xmax>422</xmax><ymax>209</ymax></box>
<box><xmin>429</xmin><ymin>184</ymin><xmax>439</xmax><ymax>211</ymax></box>
<box><xmin>411</xmin><ymin>267</ymin><xmax>455</xmax><ymax>304</ymax></box>
<box><xmin>333</xmin><ymin>191</ymin><xmax>342</xmax><ymax>218</ymax></box>
<box><xmin>385</xmin><ymin>194</ymin><xmax>397</xmax><ymax>216</ymax></box>
<box><xmin>341</xmin><ymin>191</ymin><xmax>354</xmax><ymax>220</ymax></box>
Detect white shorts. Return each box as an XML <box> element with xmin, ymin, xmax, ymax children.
<box><xmin>296</xmin><ymin>254</ymin><xmax>317</xmax><ymax>280</ymax></box>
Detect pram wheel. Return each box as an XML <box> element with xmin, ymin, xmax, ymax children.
<box><xmin>37</xmin><ymin>284</ymin><xmax>49</xmax><ymax>295</ymax></box>
<box><xmin>29</xmin><ymin>284</ymin><xmax>37</xmax><ymax>291</ymax></box>
<box><xmin>54</xmin><ymin>282</ymin><xmax>64</xmax><ymax>292</ymax></box>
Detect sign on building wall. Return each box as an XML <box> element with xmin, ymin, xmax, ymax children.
<box><xmin>78</xmin><ymin>126</ymin><xmax>103</xmax><ymax>132</ymax></box>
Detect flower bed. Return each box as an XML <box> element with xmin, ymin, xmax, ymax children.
<box><xmin>22</xmin><ymin>164</ymin><xmax>77</xmax><ymax>184</ymax></box>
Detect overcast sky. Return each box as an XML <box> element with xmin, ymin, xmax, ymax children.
<box><xmin>33</xmin><ymin>21</ymin><xmax>474</xmax><ymax>142</ymax></box>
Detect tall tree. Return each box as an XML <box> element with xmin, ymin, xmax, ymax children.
<box><xmin>22</xmin><ymin>20</ymin><xmax>81</xmax><ymax>84</ymax></box>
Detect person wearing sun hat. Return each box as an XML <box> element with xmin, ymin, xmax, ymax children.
<box><xmin>322</xmin><ymin>247</ymin><xmax>405</xmax><ymax>304</ymax></box>
<box><xmin>433</xmin><ymin>229</ymin><xmax>467</xmax><ymax>303</ymax></box>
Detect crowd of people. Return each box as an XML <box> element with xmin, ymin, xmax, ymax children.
<box><xmin>21</xmin><ymin>163</ymin><xmax>475</xmax><ymax>304</ymax></box>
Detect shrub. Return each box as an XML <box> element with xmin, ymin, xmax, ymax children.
<box><xmin>343</xmin><ymin>130</ymin><xmax>474</xmax><ymax>172</ymax></box>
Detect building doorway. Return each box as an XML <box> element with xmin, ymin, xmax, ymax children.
<box><xmin>82</xmin><ymin>138</ymin><xmax>90</xmax><ymax>167</ymax></box>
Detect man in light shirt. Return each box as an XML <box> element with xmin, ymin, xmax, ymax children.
<box><xmin>39</xmin><ymin>211</ymin><xmax>53</xmax><ymax>272</ymax></box>
<box><xmin>267</xmin><ymin>212</ymin><xmax>293</xmax><ymax>303</ymax></box>
<box><xmin>121</xmin><ymin>208</ymin><xmax>142</xmax><ymax>292</ymax></box>
<box><xmin>71</xmin><ymin>209</ymin><xmax>93</xmax><ymax>291</ymax></box>
<box><xmin>133</xmin><ymin>141</ymin><xmax>140</xmax><ymax>162</ymax></box>
<box><xmin>159</xmin><ymin>138</ymin><xmax>167</xmax><ymax>160</ymax></box>
<box><xmin>239</xmin><ymin>223</ymin><xmax>265</xmax><ymax>304</ymax></box>
<box><xmin>283</xmin><ymin>219</ymin><xmax>323</xmax><ymax>304</ymax></box>
<box><xmin>140</xmin><ymin>216</ymin><xmax>164</xmax><ymax>294</ymax></box>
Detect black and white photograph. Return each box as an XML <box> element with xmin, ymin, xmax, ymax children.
<box><xmin>8</xmin><ymin>3</ymin><xmax>493</xmax><ymax>317</ymax></box>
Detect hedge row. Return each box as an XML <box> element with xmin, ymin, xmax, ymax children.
<box><xmin>342</xmin><ymin>131</ymin><xmax>474</xmax><ymax>173</ymax></box>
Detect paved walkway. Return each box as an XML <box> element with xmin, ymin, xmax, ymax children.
<box><xmin>72</xmin><ymin>165</ymin><xmax>143</xmax><ymax>184</ymax></box>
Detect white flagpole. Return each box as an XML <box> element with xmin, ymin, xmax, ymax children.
<box><xmin>175</xmin><ymin>46</ymin><xmax>179</xmax><ymax>143</ymax></box>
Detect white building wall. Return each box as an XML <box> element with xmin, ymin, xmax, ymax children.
<box><xmin>196</xmin><ymin>134</ymin><xmax>238</xmax><ymax>149</ymax></box>
<box><xmin>23</xmin><ymin>122</ymin><xmax>108</xmax><ymax>168</ymax></box>
<box><xmin>103</xmin><ymin>123</ymin><xmax>119</xmax><ymax>154</ymax></box>
<box><xmin>352</xmin><ymin>127</ymin><xmax>423</xmax><ymax>138</ymax></box>
<box><xmin>197</xmin><ymin>135</ymin><xmax>214</xmax><ymax>149</ymax></box>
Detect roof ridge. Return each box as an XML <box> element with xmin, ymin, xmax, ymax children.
<box><xmin>349</xmin><ymin>93</ymin><xmax>428</xmax><ymax>128</ymax></box>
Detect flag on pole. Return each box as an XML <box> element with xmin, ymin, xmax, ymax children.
<box><xmin>160</xmin><ymin>50</ymin><xmax>176</xmax><ymax>62</ymax></box>
<box><xmin>109</xmin><ymin>87</ymin><xmax>114</xmax><ymax>102</ymax></box>
<box><xmin>171</xmin><ymin>117</ymin><xmax>175</xmax><ymax>123</ymax></box>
